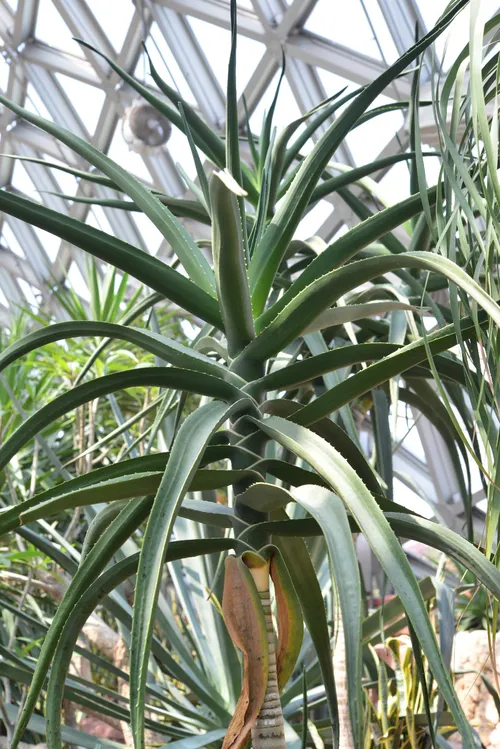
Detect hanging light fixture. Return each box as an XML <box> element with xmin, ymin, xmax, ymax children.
<box><xmin>121</xmin><ymin>98</ymin><xmax>172</xmax><ymax>153</ymax></box>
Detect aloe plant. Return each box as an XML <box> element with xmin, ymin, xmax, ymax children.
<box><xmin>1</xmin><ymin>0</ymin><xmax>500</xmax><ymax>747</ymax></box>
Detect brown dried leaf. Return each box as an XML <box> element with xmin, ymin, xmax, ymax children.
<box><xmin>222</xmin><ymin>556</ymin><xmax>269</xmax><ymax>749</ymax></box>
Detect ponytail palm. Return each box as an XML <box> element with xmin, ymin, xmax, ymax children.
<box><xmin>1</xmin><ymin>1</ymin><xmax>500</xmax><ymax>747</ymax></box>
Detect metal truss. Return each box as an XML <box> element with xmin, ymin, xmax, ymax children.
<box><xmin>0</xmin><ymin>0</ymin><xmax>489</xmax><ymax>530</ymax></box>
<box><xmin>0</xmin><ymin>0</ymin><xmax>437</xmax><ymax>318</ymax></box>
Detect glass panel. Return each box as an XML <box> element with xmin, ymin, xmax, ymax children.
<box><xmin>33</xmin><ymin>228</ymin><xmax>60</xmax><ymax>262</ymax></box>
<box><xmin>295</xmin><ymin>200</ymin><xmax>333</xmax><ymax>239</ymax></box>
<box><xmin>187</xmin><ymin>16</ymin><xmax>266</xmax><ymax>92</ymax></box>
<box><xmin>107</xmin><ymin>124</ymin><xmax>153</xmax><ymax>182</ymax></box>
<box><xmin>54</xmin><ymin>74</ymin><xmax>105</xmax><ymax>136</ymax></box>
<box><xmin>2</xmin><ymin>224</ymin><xmax>26</xmax><ymax>259</ymax></box>
<box><xmin>250</xmin><ymin>71</ymin><xmax>302</xmax><ymax>134</ymax></box>
<box><xmin>84</xmin><ymin>0</ymin><xmax>135</xmax><ymax>52</ymax></box>
<box><xmin>35</xmin><ymin>0</ymin><xmax>85</xmax><ymax>57</ymax></box>
<box><xmin>0</xmin><ymin>54</ymin><xmax>11</xmax><ymax>91</ymax></box>
<box><xmin>305</xmin><ymin>0</ymin><xmax>382</xmax><ymax>60</ymax></box>
<box><xmin>135</xmin><ymin>22</ymin><xmax>197</xmax><ymax>108</ymax></box>
<box><xmin>67</xmin><ymin>262</ymin><xmax>91</xmax><ymax>302</ymax></box>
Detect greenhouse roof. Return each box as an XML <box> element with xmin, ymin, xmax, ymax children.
<box><xmin>1</xmin><ymin>0</ymin><xmax>497</xmax><ymax>322</ymax></box>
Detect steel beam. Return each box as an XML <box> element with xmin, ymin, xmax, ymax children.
<box><xmin>152</xmin><ymin>5</ymin><xmax>226</xmax><ymax>126</ymax></box>
<box><xmin>21</xmin><ymin>41</ymin><xmax>100</xmax><ymax>86</ymax></box>
<box><xmin>12</xmin><ymin>0</ymin><xmax>39</xmax><ymax>48</ymax></box>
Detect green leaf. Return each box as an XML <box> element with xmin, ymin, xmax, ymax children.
<box><xmin>252</xmin><ymin>414</ymin><xmax>476</xmax><ymax>746</ymax></box>
<box><xmin>292</xmin><ymin>486</ymin><xmax>363</xmax><ymax>746</ymax></box>
<box><xmin>44</xmin><ymin>190</ymin><xmax>211</xmax><ymax>224</ymax></box>
<box><xmin>293</xmin><ymin>314</ymin><xmax>482</xmax><ymax>427</ymax></box>
<box><xmin>9</xmin><ymin>498</ymin><xmax>151</xmax><ymax>749</ymax></box>
<box><xmin>44</xmin><ymin>539</ymin><xmax>236</xmax><ymax>749</ymax></box>
<box><xmin>242</xmin><ymin>252</ymin><xmax>497</xmax><ymax>365</ymax></box>
<box><xmin>0</xmin><ymin>368</ymin><xmax>246</xmax><ymax>472</ymax></box>
<box><xmin>226</xmin><ymin>0</ymin><xmax>242</xmax><ymax>184</ymax></box>
<box><xmin>0</xmin><ymin>469</ymin><xmax>259</xmax><ymax>536</ymax></box>
<box><xmin>272</xmin><ymin>512</ymin><xmax>339</xmax><ymax>749</ymax></box>
<box><xmin>249</xmin><ymin>0</ymin><xmax>466</xmax><ymax>312</ymax></box>
<box><xmin>255</xmin><ymin>188</ymin><xmax>437</xmax><ymax>332</ymax></box>
<box><xmin>371</xmin><ymin>388</ymin><xmax>393</xmax><ymax>499</ymax></box>
<box><xmin>247</xmin><ymin>342</ymin><xmax>450</xmax><ymax>396</ymax></box>
<box><xmin>130</xmin><ymin>400</ymin><xmax>248</xmax><ymax>749</ymax></box>
<box><xmin>210</xmin><ymin>171</ymin><xmax>255</xmax><ymax>356</ymax></box>
<box><xmin>0</xmin><ymin>320</ymin><xmax>245</xmax><ymax>387</ymax></box>
<box><xmin>302</xmin><ymin>301</ymin><xmax>418</xmax><ymax>335</ymax></box>
<box><xmin>262</xmin><ymin>398</ymin><xmax>381</xmax><ymax>496</ymax></box>
<box><xmin>362</xmin><ymin>577</ymin><xmax>436</xmax><ymax>645</ymax></box>
<box><xmin>0</xmin><ymin>190</ymin><xmax>222</xmax><ymax>328</ymax></box>
<box><xmin>0</xmin><ymin>91</ymin><xmax>215</xmax><ymax>294</ymax></box>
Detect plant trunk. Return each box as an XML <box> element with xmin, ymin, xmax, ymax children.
<box><xmin>250</xmin><ymin>588</ymin><xmax>286</xmax><ymax>749</ymax></box>
<box><xmin>334</xmin><ymin>597</ymin><xmax>354</xmax><ymax>749</ymax></box>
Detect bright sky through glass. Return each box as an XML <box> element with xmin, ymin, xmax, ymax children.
<box><xmin>1</xmin><ymin>0</ymin><xmax>498</xmax><ymax>302</ymax></box>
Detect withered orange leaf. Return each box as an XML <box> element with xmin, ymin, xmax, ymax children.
<box><xmin>222</xmin><ymin>556</ymin><xmax>269</xmax><ymax>749</ymax></box>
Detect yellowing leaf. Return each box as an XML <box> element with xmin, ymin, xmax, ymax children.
<box><xmin>271</xmin><ymin>551</ymin><xmax>304</xmax><ymax>690</ymax></box>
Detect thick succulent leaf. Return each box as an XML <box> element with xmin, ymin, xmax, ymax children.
<box><xmin>337</xmin><ymin>186</ymin><xmax>407</xmax><ymax>254</ymax></box>
<box><xmin>75</xmin><ymin>291</ymin><xmax>162</xmax><ymax>384</ymax></box>
<box><xmin>4</xmin><ymin>445</ymin><xmax>251</xmax><ymax>511</ymax></box>
<box><xmin>9</xmin><ymin>498</ymin><xmax>151</xmax><ymax>749</ymax></box>
<box><xmin>281</xmin><ymin>88</ymin><xmax>359</xmax><ymax>175</ymax></box>
<box><xmin>243</xmin><ymin>252</ymin><xmax>499</xmax><ymax>363</ymax></box>
<box><xmin>0</xmin><ymin>368</ymin><xmax>245</xmax><ymax>471</ymax></box>
<box><xmin>250</xmin><ymin>458</ymin><xmax>327</xmax><ymax>489</ymax></box>
<box><xmin>270</xmin><ymin>549</ymin><xmax>304</xmax><ymax>690</ymax></box>
<box><xmin>252</xmin><ymin>415</ymin><xmax>476</xmax><ymax>746</ymax></box>
<box><xmin>0</xmin><ymin>190</ymin><xmax>222</xmax><ymax>328</ymax></box>
<box><xmin>309</xmin><ymin>151</ymin><xmax>436</xmax><ymax>203</ymax></box>
<box><xmin>371</xmin><ymin>388</ymin><xmax>393</xmax><ymax>499</ymax></box>
<box><xmin>0</xmin><ymin>153</ymin><xmax>118</xmax><ymax>186</ymax></box>
<box><xmin>131</xmin><ymin>400</ymin><xmax>249</xmax><ymax>749</ymax></box>
<box><xmin>261</xmin><ymin>399</ymin><xmax>381</xmax><ymax>496</ymax></box>
<box><xmin>302</xmin><ymin>301</ymin><xmax>417</xmax><ymax>334</ymax></box>
<box><xmin>247</xmin><ymin>342</ymin><xmax>462</xmax><ymax>397</ymax></box>
<box><xmin>362</xmin><ymin>577</ymin><xmax>436</xmax><ymax>645</ymax></box>
<box><xmin>222</xmin><ymin>555</ymin><xmax>269</xmax><ymax>749</ymax></box>
<box><xmin>248</xmin><ymin>0</ymin><xmax>466</xmax><ymax>312</ymax></box>
<box><xmin>210</xmin><ymin>172</ymin><xmax>254</xmax><ymax>356</ymax></box>
<box><xmin>0</xmin><ymin>94</ymin><xmax>215</xmax><ymax>294</ymax></box>
<box><xmin>292</xmin><ymin>486</ymin><xmax>362</xmax><ymax>745</ymax></box>
<box><xmin>255</xmin><ymin>188</ymin><xmax>436</xmax><ymax>332</ymax></box>
<box><xmin>45</xmin><ymin>539</ymin><xmax>236</xmax><ymax>749</ymax></box>
<box><xmin>272</xmin><ymin>510</ymin><xmax>339</xmax><ymax>749</ymax></box>
<box><xmin>237</xmin><ymin>481</ymin><xmax>292</xmax><ymax>512</ymax></box>
<box><xmin>293</xmin><ymin>315</ymin><xmax>481</xmax><ymax>427</ymax></box>
<box><xmin>0</xmin><ymin>469</ymin><xmax>258</xmax><ymax>536</ymax></box>
<box><xmin>0</xmin><ymin>320</ymin><xmax>244</xmax><ymax>387</ymax></box>
<box><xmin>45</xmin><ymin>190</ymin><xmax>211</xmax><ymax>223</ymax></box>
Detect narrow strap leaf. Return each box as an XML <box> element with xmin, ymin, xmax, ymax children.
<box><xmin>210</xmin><ymin>172</ymin><xmax>254</xmax><ymax>356</ymax></box>
<box><xmin>273</xmin><ymin>516</ymin><xmax>339</xmax><ymax>749</ymax></box>
<box><xmin>256</xmin><ymin>190</ymin><xmax>437</xmax><ymax>333</ymax></box>
<box><xmin>130</xmin><ymin>400</ymin><xmax>250</xmax><ymax>749</ymax></box>
<box><xmin>45</xmin><ymin>539</ymin><xmax>236</xmax><ymax>749</ymax></box>
<box><xmin>0</xmin><ymin>368</ymin><xmax>244</xmax><ymax>471</ymax></box>
<box><xmin>0</xmin><ymin>190</ymin><xmax>222</xmax><ymax>328</ymax></box>
<box><xmin>252</xmin><ymin>414</ymin><xmax>477</xmax><ymax>746</ymax></box>
<box><xmin>249</xmin><ymin>0</ymin><xmax>467</xmax><ymax>313</ymax></box>
<box><xmin>292</xmin><ymin>486</ymin><xmax>363</xmax><ymax>747</ymax></box>
<box><xmin>242</xmin><ymin>252</ymin><xmax>497</xmax><ymax>364</ymax></box>
<box><xmin>9</xmin><ymin>499</ymin><xmax>151</xmax><ymax>749</ymax></box>
<box><xmin>0</xmin><ymin>90</ymin><xmax>215</xmax><ymax>294</ymax></box>
<box><xmin>0</xmin><ymin>320</ymin><xmax>244</xmax><ymax>387</ymax></box>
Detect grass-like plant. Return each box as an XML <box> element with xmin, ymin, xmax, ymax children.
<box><xmin>1</xmin><ymin>0</ymin><xmax>500</xmax><ymax>746</ymax></box>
